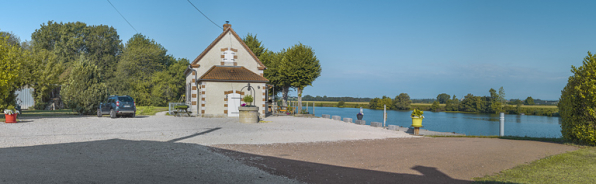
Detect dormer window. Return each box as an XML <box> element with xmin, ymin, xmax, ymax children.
<box><xmin>221</xmin><ymin>47</ymin><xmax>238</xmax><ymax>64</ymax></box>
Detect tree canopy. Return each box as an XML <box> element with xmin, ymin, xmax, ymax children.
<box><xmin>558</xmin><ymin>52</ymin><xmax>596</xmax><ymax>145</ymax></box>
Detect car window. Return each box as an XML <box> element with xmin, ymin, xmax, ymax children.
<box><xmin>118</xmin><ymin>97</ymin><xmax>134</xmax><ymax>102</ymax></box>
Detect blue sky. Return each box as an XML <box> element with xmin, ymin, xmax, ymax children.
<box><xmin>3</xmin><ymin>0</ymin><xmax>595</xmax><ymax>100</ymax></box>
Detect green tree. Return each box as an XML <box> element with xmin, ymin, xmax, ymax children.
<box><xmin>430</xmin><ymin>101</ymin><xmax>440</xmax><ymax>112</ymax></box>
<box><xmin>30</xmin><ymin>21</ymin><xmax>122</xmax><ymax>107</ymax></box>
<box><xmin>113</xmin><ymin>34</ymin><xmax>169</xmax><ymax>105</ymax></box>
<box><xmin>498</xmin><ymin>87</ymin><xmax>506</xmax><ymax>104</ymax></box>
<box><xmin>558</xmin><ymin>52</ymin><xmax>596</xmax><ymax>145</ymax></box>
<box><xmin>445</xmin><ymin>95</ymin><xmax>459</xmax><ymax>111</ymax></box>
<box><xmin>436</xmin><ymin>93</ymin><xmax>450</xmax><ymax>104</ymax></box>
<box><xmin>279</xmin><ymin>43</ymin><xmax>322</xmax><ymax>114</ymax></box>
<box><xmin>337</xmin><ymin>101</ymin><xmax>345</xmax><ymax>107</ymax></box>
<box><xmin>394</xmin><ymin>93</ymin><xmax>411</xmax><ymax>110</ymax></box>
<box><xmin>61</xmin><ymin>56</ymin><xmax>108</xmax><ymax>114</ymax></box>
<box><xmin>525</xmin><ymin>96</ymin><xmax>535</xmax><ymax>105</ymax></box>
<box><xmin>368</xmin><ymin>98</ymin><xmax>380</xmax><ymax>109</ymax></box>
<box><xmin>242</xmin><ymin>33</ymin><xmax>266</xmax><ymax>58</ymax></box>
<box><xmin>0</xmin><ymin>32</ymin><xmax>26</xmax><ymax>110</ymax></box>
<box><xmin>150</xmin><ymin>58</ymin><xmax>190</xmax><ymax>106</ymax></box>
<box><xmin>460</xmin><ymin>94</ymin><xmax>477</xmax><ymax>112</ymax></box>
<box><xmin>488</xmin><ymin>88</ymin><xmax>503</xmax><ymax>113</ymax></box>
<box><xmin>25</xmin><ymin>48</ymin><xmax>64</xmax><ymax>109</ymax></box>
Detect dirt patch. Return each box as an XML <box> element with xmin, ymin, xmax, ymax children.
<box><xmin>213</xmin><ymin>137</ymin><xmax>578</xmax><ymax>183</ymax></box>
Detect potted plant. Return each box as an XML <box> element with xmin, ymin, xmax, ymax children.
<box><xmin>357</xmin><ymin>112</ymin><xmax>363</xmax><ymax>120</ymax></box>
<box><xmin>411</xmin><ymin>109</ymin><xmax>424</xmax><ymax>127</ymax></box>
<box><xmin>238</xmin><ymin>95</ymin><xmax>259</xmax><ymax>123</ymax></box>
<box><xmin>243</xmin><ymin>95</ymin><xmax>254</xmax><ymax>106</ymax></box>
<box><xmin>3</xmin><ymin>105</ymin><xmax>19</xmax><ymax>123</ymax></box>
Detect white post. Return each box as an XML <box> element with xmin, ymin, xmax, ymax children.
<box><xmin>500</xmin><ymin>112</ymin><xmax>505</xmax><ymax>136</ymax></box>
<box><xmin>384</xmin><ymin>105</ymin><xmax>387</xmax><ymax>127</ymax></box>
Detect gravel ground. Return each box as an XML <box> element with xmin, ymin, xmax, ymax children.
<box><xmin>0</xmin><ymin>113</ymin><xmax>414</xmax><ymax>183</ymax></box>
<box><xmin>0</xmin><ymin>113</ymin><xmax>416</xmax><ymax>148</ymax></box>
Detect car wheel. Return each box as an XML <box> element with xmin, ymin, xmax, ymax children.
<box><xmin>131</xmin><ymin>113</ymin><xmax>136</xmax><ymax>118</ymax></box>
<box><xmin>97</xmin><ymin>109</ymin><xmax>102</xmax><ymax>117</ymax></box>
<box><xmin>110</xmin><ymin>109</ymin><xmax>116</xmax><ymax>119</ymax></box>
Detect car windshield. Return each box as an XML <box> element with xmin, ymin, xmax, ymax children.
<box><xmin>118</xmin><ymin>97</ymin><xmax>134</xmax><ymax>102</ymax></box>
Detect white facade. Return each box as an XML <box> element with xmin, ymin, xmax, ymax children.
<box><xmin>185</xmin><ymin>24</ymin><xmax>268</xmax><ymax>117</ymax></box>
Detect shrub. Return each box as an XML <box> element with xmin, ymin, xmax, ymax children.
<box><xmin>62</xmin><ymin>56</ymin><xmax>108</xmax><ymax>115</ymax></box>
<box><xmin>558</xmin><ymin>52</ymin><xmax>596</xmax><ymax>145</ymax></box>
<box><xmin>337</xmin><ymin>101</ymin><xmax>345</xmax><ymax>107</ymax></box>
<box><xmin>243</xmin><ymin>95</ymin><xmax>253</xmax><ymax>104</ymax></box>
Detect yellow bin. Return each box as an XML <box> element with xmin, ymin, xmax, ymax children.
<box><xmin>411</xmin><ymin>117</ymin><xmax>423</xmax><ymax>127</ymax></box>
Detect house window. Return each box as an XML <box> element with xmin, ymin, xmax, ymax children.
<box><xmin>222</xmin><ymin>48</ymin><xmax>236</xmax><ymax>63</ymax></box>
<box><xmin>187</xmin><ymin>83</ymin><xmax>191</xmax><ymax>103</ymax></box>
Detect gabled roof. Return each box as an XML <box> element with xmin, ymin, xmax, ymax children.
<box><xmin>198</xmin><ymin>66</ymin><xmax>269</xmax><ymax>83</ymax></box>
<box><xmin>190</xmin><ymin>26</ymin><xmax>266</xmax><ymax>69</ymax></box>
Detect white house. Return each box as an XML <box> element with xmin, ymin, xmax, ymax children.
<box><xmin>184</xmin><ymin>23</ymin><xmax>269</xmax><ymax>117</ymax></box>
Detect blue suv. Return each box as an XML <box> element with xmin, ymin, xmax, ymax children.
<box><xmin>97</xmin><ymin>95</ymin><xmax>136</xmax><ymax>118</ymax></box>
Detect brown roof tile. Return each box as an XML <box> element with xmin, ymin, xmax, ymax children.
<box><xmin>199</xmin><ymin>66</ymin><xmax>268</xmax><ymax>83</ymax></box>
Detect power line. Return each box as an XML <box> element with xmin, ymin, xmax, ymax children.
<box><xmin>186</xmin><ymin>0</ymin><xmax>222</xmax><ymax>30</ymax></box>
<box><xmin>107</xmin><ymin>0</ymin><xmax>138</xmax><ymax>33</ymax></box>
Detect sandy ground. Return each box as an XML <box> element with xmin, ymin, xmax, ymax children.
<box><xmin>215</xmin><ymin>138</ymin><xmax>578</xmax><ymax>183</ymax></box>
<box><xmin>0</xmin><ymin>113</ymin><xmax>578</xmax><ymax>183</ymax></box>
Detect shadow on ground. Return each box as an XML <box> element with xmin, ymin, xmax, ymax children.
<box><xmin>0</xmin><ymin>138</ymin><xmax>300</xmax><ymax>184</ymax></box>
<box><xmin>0</xmin><ymin>137</ymin><xmax>482</xmax><ymax>183</ymax></box>
<box><xmin>213</xmin><ymin>148</ymin><xmax>471</xmax><ymax>184</ymax></box>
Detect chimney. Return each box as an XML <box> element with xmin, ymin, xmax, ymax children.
<box><xmin>223</xmin><ymin>21</ymin><xmax>231</xmax><ymax>31</ymax></box>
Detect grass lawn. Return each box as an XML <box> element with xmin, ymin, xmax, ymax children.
<box><xmin>1</xmin><ymin>109</ymin><xmax>79</xmax><ymax>122</ymax></box>
<box><xmin>474</xmin><ymin>146</ymin><xmax>596</xmax><ymax>183</ymax></box>
<box><xmin>136</xmin><ymin>106</ymin><xmax>168</xmax><ymax>116</ymax></box>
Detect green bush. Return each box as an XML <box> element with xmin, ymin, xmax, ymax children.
<box><xmin>337</xmin><ymin>101</ymin><xmax>345</xmax><ymax>107</ymax></box>
<box><xmin>62</xmin><ymin>56</ymin><xmax>108</xmax><ymax>115</ymax></box>
<box><xmin>558</xmin><ymin>52</ymin><xmax>596</xmax><ymax>145</ymax></box>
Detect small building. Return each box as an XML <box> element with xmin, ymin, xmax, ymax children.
<box><xmin>184</xmin><ymin>23</ymin><xmax>269</xmax><ymax>117</ymax></box>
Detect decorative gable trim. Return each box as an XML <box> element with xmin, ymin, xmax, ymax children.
<box><xmin>190</xmin><ymin>27</ymin><xmax>266</xmax><ymax>70</ymax></box>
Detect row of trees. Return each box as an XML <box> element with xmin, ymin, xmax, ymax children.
<box><xmin>243</xmin><ymin>34</ymin><xmax>321</xmax><ymax>113</ymax></box>
<box><xmin>1</xmin><ymin>21</ymin><xmax>187</xmax><ymax>114</ymax></box>
<box><xmin>301</xmin><ymin>95</ymin><xmax>371</xmax><ymax>102</ymax></box>
<box><xmin>368</xmin><ymin>93</ymin><xmax>412</xmax><ymax>110</ymax></box>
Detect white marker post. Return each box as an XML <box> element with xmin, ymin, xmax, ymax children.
<box><xmin>384</xmin><ymin>105</ymin><xmax>387</xmax><ymax>127</ymax></box>
<box><xmin>500</xmin><ymin>112</ymin><xmax>505</xmax><ymax>136</ymax></box>
<box><xmin>306</xmin><ymin>102</ymin><xmax>308</xmax><ymax>114</ymax></box>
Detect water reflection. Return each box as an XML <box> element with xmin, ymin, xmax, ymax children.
<box><xmin>307</xmin><ymin>107</ymin><xmax>562</xmax><ymax>138</ymax></box>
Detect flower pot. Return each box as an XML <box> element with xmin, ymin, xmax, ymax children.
<box><xmin>238</xmin><ymin>106</ymin><xmax>259</xmax><ymax>124</ymax></box>
<box><xmin>357</xmin><ymin>114</ymin><xmax>363</xmax><ymax>120</ymax></box>
<box><xmin>411</xmin><ymin>117</ymin><xmax>423</xmax><ymax>127</ymax></box>
<box><xmin>4</xmin><ymin>113</ymin><xmax>17</xmax><ymax>123</ymax></box>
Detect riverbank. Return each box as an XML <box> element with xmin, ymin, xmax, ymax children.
<box><xmin>298</xmin><ymin>101</ymin><xmax>559</xmax><ymax>117</ymax></box>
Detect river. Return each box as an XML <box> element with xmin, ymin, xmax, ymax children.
<box><xmin>305</xmin><ymin>106</ymin><xmax>562</xmax><ymax>138</ymax></box>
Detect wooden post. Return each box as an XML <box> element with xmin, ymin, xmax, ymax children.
<box><xmin>313</xmin><ymin>103</ymin><xmax>315</xmax><ymax>116</ymax></box>
<box><xmin>414</xmin><ymin>127</ymin><xmax>420</xmax><ymax>135</ymax></box>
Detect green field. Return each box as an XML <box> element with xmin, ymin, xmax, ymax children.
<box><xmin>1</xmin><ymin>109</ymin><xmax>79</xmax><ymax>122</ymax></box>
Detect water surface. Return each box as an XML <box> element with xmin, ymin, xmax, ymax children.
<box><xmin>305</xmin><ymin>106</ymin><xmax>561</xmax><ymax>138</ymax></box>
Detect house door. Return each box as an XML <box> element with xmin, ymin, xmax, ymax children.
<box><xmin>228</xmin><ymin>93</ymin><xmax>241</xmax><ymax>117</ymax></box>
